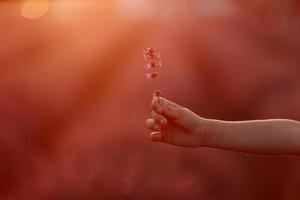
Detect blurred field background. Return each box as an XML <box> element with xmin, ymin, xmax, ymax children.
<box><xmin>1</xmin><ymin>0</ymin><xmax>300</xmax><ymax>199</ymax></box>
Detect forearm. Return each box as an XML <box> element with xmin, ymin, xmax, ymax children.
<box><xmin>203</xmin><ymin>119</ymin><xmax>300</xmax><ymax>155</ymax></box>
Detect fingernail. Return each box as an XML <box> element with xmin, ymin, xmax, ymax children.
<box><xmin>150</xmin><ymin>133</ymin><xmax>162</xmax><ymax>142</ymax></box>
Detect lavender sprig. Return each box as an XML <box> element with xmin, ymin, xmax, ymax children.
<box><xmin>143</xmin><ymin>47</ymin><xmax>162</xmax><ymax>98</ymax></box>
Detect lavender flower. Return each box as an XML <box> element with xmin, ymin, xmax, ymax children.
<box><xmin>143</xmin><ymin>47</ymin><xmax>162</xmax><ymax>98</ymax></box>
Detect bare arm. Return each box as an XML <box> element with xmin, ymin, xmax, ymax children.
<box><xmin>205</xmin><ymin>119</ymin><xmax>300</xmax><ymax>155</ymax></box>
<box><xmin>146</xmin><ymin>97</ymin><xmax>300</xmax><ymax>155</ymax></box>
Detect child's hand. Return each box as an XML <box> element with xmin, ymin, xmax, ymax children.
<box><xmin>145</xmin><ymin>97</ymin><xmax>207</xmax><ymax>147</ymax></box>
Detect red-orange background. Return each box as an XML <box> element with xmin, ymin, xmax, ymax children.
<box><xmin>1</xmin><ymin>1</ymin><xmax>300</xmax><ymax>199</ymax></box>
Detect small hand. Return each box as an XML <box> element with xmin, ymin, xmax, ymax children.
<box><xmin>145</xmin><ymin>97</ymin><xmax>207</xmax><ymax>147</ymax></box>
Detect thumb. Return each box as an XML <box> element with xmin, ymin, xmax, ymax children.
<box><xmin>151</xmin><ymin>97</ymin><xmax>183</xmax><ymax>120</ymax></box>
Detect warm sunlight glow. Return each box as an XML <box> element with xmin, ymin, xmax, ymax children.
<box><xmin>21</xmin><ymin>0</ymin><xmax>49</xmax><ymax>19</ymax></box>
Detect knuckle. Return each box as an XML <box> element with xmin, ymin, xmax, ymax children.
<box><xmin>145</xmin><ymin>119</ymin><xmax>153</xmax><ymax>127</ymax></box>
<box><xmin>181</xmin><ymin>107</ymin><xmax>190</xmax><ymax>112</ymax></box>
<box><xmin>178</xmin><ymin>107</ymin><xmax>189</xmax><ymax>118</ymax></box>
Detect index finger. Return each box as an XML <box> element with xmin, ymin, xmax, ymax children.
<box><xmin>151</xmin><ymin>96</ymin><xmax>183</xmax><ymax>120</ymax></box>
<box><xmin>151</xmin><ymin>97</ymin><xmax>163</xmax><ymax>114</ymax></box>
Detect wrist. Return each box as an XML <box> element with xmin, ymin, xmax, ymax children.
<box><xmin>196</xmin><ymin>117</ymin><xmax>212</xmax><ymax>147</ymax></box>
<box><xmin>197</xmin><ymin>118</ymin><xmax>223</xmax><ymax>148</ymax></box>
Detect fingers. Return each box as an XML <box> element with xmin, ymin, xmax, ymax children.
<box><xmin>145</xmin><ymin>118</ymin><xmax>161</xmax><ymax>131</ymax></box>
<box><xmin>151</xmin><ymin>97</ymin><xmax>163</xmax><ymax>114</ymax></box>
<box><xmin>146</xmin><ymin>115</ymin><xmax>171</xmax><ymax>144</ymax></box>
<box><xmin>147</xmin><ymin>97</ymin><xmax>181</xmax><ymax>144</ymax></box>
<box><xmin>150</xmin><ymin>131</ymin><xmax>172</xmax><ymax>144</ymax></box>
<box><xmin>152</xmin><ymin>111</ymin><xmax>167</xmax><ymax>126</ymax></box>
<box><xmin>151</xmin><ymin>97</ymin><xmax>183</xmax><ymax>120</ymax></box>
<box><xmin>150</xmin><ymin>132</ymin><xmax>162</xmax><ymax>142</ymax></box>
<box><xmin>146</xmin><ymin>111</ymin><xmax>169</xmax><ymax>143</ymax></box>
<box><xmin>145</xmin><ymin>112</ymin><xmax>167</xmax><ymax>131</ymax></box>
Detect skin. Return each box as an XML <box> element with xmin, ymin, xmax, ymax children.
<box><xmin>146</xmin><ymin>97</ymin><xmax>300</xmax><ymax>155</ymax></box>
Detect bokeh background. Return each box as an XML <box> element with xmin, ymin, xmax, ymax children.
<box><xmin>1</xmin><ymin>0</ymin><xmax>300</xmax><ymax>199</ymax></box>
